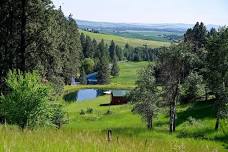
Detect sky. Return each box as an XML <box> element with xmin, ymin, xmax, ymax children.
<box><xmin>52</xmin><ymin>0</ymin><xmax>228</xmax><ymax>25</ymax></box>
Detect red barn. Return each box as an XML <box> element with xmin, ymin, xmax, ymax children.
<box><xmin>111</xmin><ymin>90</ymin><xmax>129</xmax><ymax>105</ymax></box>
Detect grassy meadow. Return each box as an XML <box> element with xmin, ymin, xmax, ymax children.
<box><xmin>1</xmin><ymin>95</ymin><xmax>227</xmax><ymax>152</ymax></box>
<box><xmin>65</xmin><ymin>61</ymin><xmax>148</xmax><ymax>92</ymax></box>
<box><xmin>1</xmin><ymin>61</ymin><xmax>228</xmax><ymax>152</ymax></box>
<box><xmin>80</xmin><ymin>30</ymin><xmax>170</xmax><ymax>48</ymax></box>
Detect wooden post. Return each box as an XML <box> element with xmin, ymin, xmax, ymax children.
<box><xmin>107</xmin><ymin>129</ymin><xmax>112</xmax><ymax>142</ymax></box>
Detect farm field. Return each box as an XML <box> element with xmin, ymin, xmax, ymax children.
<box><xmin>105</xmin><ymin>30</ymin><xmax>184</xmax><ymax>42</ymax></box>
<box><xmin>79</xmin><ymin>30</ymin><xmax>171</xmax><ymax>48</ymax></box>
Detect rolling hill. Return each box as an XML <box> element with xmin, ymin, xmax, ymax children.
<box><xmin>79</xmin><ymin>29</ymin><xmax>171</xmax><ymax>48</ymax></box>
<box><xmin>77</xmin><ymin>20</ymin><xmax>219</xmax><ymax>42</ymax></box>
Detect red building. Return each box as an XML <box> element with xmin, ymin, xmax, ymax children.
<box><xmin>110</xmin><ymin>90</ymin><xmax>129</xmax><ymax>105</ymax></box>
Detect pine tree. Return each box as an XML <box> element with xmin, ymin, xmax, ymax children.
<box><xmin>80</xmin><ymin>33</ymin><xmax>86</xmax><ymax>57</ymax></box>
<box><xmin>80</xmin><ymin>67</ymin><xmax>87</xmax><ymax>85</ymax></box>
<box><xmin>115</xmin><ymin>45</ymin><xmax>124</xmax><ymax>61</ymax></box>
<box><xmin>97</xmin><ymin>40</ymin><xmax>110</xmax><ymax>84</ymax></box>
<box><xmin>109</xmin><ymin>40</ymin><xmax>116</xmax><ymax>61</ymax></box>
<box><xmin>0</xmin><ymin>1</ymin><xmax>82</xmax><ymax>92</ymax></box>
<box><xmin>111</xmin><ymin>50</ymin><xmax>120</xmax><ymax>76</ymax></box>
<box><xmin>84</xmin><ymin>36</ymin><xmax>93</xmax><ymax>58</ymax></box>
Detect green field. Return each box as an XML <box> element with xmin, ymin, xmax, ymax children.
<box><xmin>1</xmin><ymin>95</ymin><xmax>227</xmax><ymax>151</ymax></box>
<box><xmin>111</xmin><ymin>61</ymin><xmax>148</xmax><ymax>86</ymax></box>
<box><xmin>105</xmin><ymin>30</ymin><xmax>184</xmax><ymax>42</ymax></box>
<box><xmin>1</xmin><ymin>62</ymin><xmax>228</xmax><ymax>151</ymax></box>
<box><xmin>80</xmin><ymin>30</ymin><xmax>171</xmax><ymax>48</ymax></box>
<box><xmin>65</xmin><ymin>61</ymin><xmax>148</xmax><ymax>92</ymax></box>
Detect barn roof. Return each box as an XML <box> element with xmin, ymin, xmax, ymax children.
<box><xmin>112</xmin><ymin>90</ymin><xmax>129</xmax><ymax>97</ymax></box>
<box><xmin>86</xmin><ymin>72</ymin><xmax>98</xmax><ymax>79</ymax></box>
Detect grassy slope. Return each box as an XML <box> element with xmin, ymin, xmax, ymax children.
<box><xmin>111</xmin><ymin>61</ymin><xmax>148</xmax><ymax>86</ymax></box>
<box><xmin>65</xmin><ymin>61</ymin><xmax>148</xmax><ymax>92</ymax></box>
<box><xmin>80</xmin><ymin>30</ymin><xmax>170</xmax><ymax>48</ymax></box>
<box><xmin>1</xmin><ymin>96</ymin><xmax>226</xmax><ymax>151</ymax></box>
<box><xmin>1</xmin><ymin>62</ymin><xmax>227</xmax><ymax>151</ymax></box>
<box><xmin>64</xmin><ymin>62</ymin><xmax>227</xmax><ymax>151</ymax></box>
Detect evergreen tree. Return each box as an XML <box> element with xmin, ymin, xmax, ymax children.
<box><xmin>109</xmin><ymin>40</ymin><xmax>116</xmax><ymax>61</ymax></box>
<box><xmin>84</xmin><ymin>36</ymin><xmax>93</xmax><ymax>58</ymax></box>
<box><xmin>97</xmin><ymin>40</ymin><xmax>110</xmax><ymax>84</ymax></box>
<box><xmin>205</xmin><ymin>27</ymin><xmax>228</xmax><ymax>130</ymax></box>
<box><xmin>62</xmin><ymin>14</ymin><xmax>82</xmax><ymax>84</ymax></box>
<box><xmin>115</xmin><ymin>45</ymin><xmax>124</xmax><ymax>61</ymax></box>
<box><xmin>111</xmin><ymin>50</ymin><xmax>120</xmax><ymax>76</ymax></box>
<box><xmin>0</xmin><ymin>1</ymin><xmax>82</xmax><ymax>92</ymax></box>
<box><xmin>80</xmin><ymin>33</ymin><xmax>86</xmax><ymax>57</ymax></box>
<box><xmin>156</xmin><ymin>43</ymin><xmax>193</xmax><ymax>132</ymax></box>
<box><xmin>80</xmin><ymin>67</ymin><xmax>87</xmax><ymax>85</ymax></box>
<box><xmin>129</xmin><ymin>64</ymin><xmax>159</xmax><ymax>129</ymax></box>
<box><xmin>184</xmin><ymin>22</ymin><xmax>207</xmax><ymax>51</ymax></box>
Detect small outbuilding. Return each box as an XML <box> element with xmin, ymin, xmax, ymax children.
<box><xmin>111</xmin><ymin>90</ymin><xmax>129</xmax><ymax>105</ymax></box>
<box><xmin>86</xmin><ymin>72</ymin><xmax>98</xmax><ymax>84</ymax></box>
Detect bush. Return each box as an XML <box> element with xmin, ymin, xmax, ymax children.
<box><xmin>104</xmin><ymin>110</ymin><xmax>112</xmax><ymax>115</ymax></box>
<box><xmin>0</xmin><ymin>70</ymin><xmax>52</xmax><ymax>129</ymax></box>
<box><xmin>82</xmin><ymin>58</ymin><xmax>95</xmax><ymax>74</ymax></box>
<box><xmin>50</xmin><ymin>104</ymin><xmax>68</xmax><ymax>129</ymax></box>
<box><xmin>80</xmin><ymin>109</ymin><xmax>85</xmax><ymax>115</ymax></box>
<box><xmin>86</xmin><ymin>108</ymin><xmax>93</xmax><ymax>114</ymax></box>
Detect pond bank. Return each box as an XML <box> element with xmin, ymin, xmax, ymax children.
<box><xmin>64</xmin><ymin>84</ymin><xmax>135</xmax><ymax>93</ymax></box>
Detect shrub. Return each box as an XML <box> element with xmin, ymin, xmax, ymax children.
<box><xmin>50</xmin><ymin>104</ymin><xmax>68</xmax><ymax>129</ymax></box>
<box><xmin>104</xmin><ymin>110</ymin><xmax>112</xmax><ymax>115</ymax></box>
<box><xmin>86</xmin><ymin>108</ymin><xmax>93</xmax><ymax>114</ymax></box>
<box><xmin>0</xmin><ymin>70</ymin><xmax>52</xmax><ymax>129</ymax></box>
<box><xmin>80</xmin><ymin>109</ymin><xmax>85</xmax><ymax>115</ymax></box>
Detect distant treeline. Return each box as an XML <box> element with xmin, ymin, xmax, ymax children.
<box><xmin>0</xmin><ymin>0</ymin><xmax>160</xmax><ymax>92</ymax></box>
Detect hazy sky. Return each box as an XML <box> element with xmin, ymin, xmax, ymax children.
<box><xmin>52</xmin><ymin>0</ymin><xmax>228</xmax><ymax>25</ymax></box>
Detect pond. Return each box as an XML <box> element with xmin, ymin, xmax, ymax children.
<box><xmin>64</xmin><ymin>89</ymin><xmax>129</xmax><ymax>102</ymax></box>
<box><xmin>64</xmin><ymin>89</ymin><xmax>106</xmax><ymax>102</ymax></box>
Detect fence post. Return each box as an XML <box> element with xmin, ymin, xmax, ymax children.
<box><xmin>107</xmin><ymin>129</ymin><xmax>112</xmax><ymax>142</ymax></box>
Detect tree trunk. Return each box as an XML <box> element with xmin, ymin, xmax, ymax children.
<box><xmin>19</xmin><ymin>0</ymin><xmax>27</xmax><ymax>71</ymax></box>
<box><xmin>169</xmin><ymin>84</ymin><xmax>178</xmax><ymax>133</ymax></box>
<box><xmin>173</xmin><ymin>105</ymin><xmax>176</xmax><ymax>132</ymax></box>
<box><xmin>205</xmin><ymin>86</ymin><xmax>208</xmax><ymax>102</ymax></box>
<box><xmin>147</xmin><ymin>116</ymin><xmax>153</xmax><ymax>130</ymax></box>
<box><xmin>169</xmin><ymin>103</ymin><xmax>175</xmax><ymax>132</ymax></box>
<box><xmin>215</xmin><ymin>116</ymin><xmax>220</xmax><ymax>131</ymax></box>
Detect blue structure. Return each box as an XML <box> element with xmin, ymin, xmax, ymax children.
<box><xmin>86</xmin><ymin>72</ymin><xmax>98</xmax><ymax>84</ymax></box>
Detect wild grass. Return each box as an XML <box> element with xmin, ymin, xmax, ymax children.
<box><xmin>1</xmin><ymin>95</ymin><xmax>226</xmax><ymax>152</ymax></box>
<box><xmin>0</xmin><ymin>126</ymin><xmax>221</xmax><ymax>152</ymax></box>
<box><xmin>80</xmin><ymin>30</ymin><xmax>170</xmax><ymax>48</ymax></box>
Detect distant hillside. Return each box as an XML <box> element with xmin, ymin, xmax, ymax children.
<box><xmin>77</xmin><ymin>20</ymin><xmax>220</xmax><ymax>42</ymax></box>
<box><xmin>79</xmin><ymin>29</ymin><xmax>170</xmax><ymax>48</ymax></box>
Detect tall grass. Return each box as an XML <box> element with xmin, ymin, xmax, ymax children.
<box><xmin>0</xmin><ymin>126</ymin><xmax>224</xmax><ymax>152</ymax></box>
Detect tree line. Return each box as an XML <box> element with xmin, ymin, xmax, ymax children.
<box><xmin>130</xmin><ymin>22</ymin><xmax>228</xmax><ymax>132</ymax></box>
<box><xmin>79</xmin><ymin>33</ymin><xmax>160</xmax><ymax>84</ymax></box>
<box><xmin>0</xmin><ymin>0</ymin><xmax>82</xmax><ymax>93</ymax></box>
